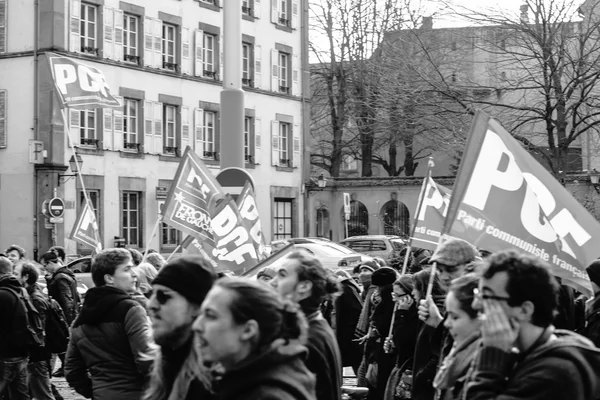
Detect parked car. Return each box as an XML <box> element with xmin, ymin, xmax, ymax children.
<box><xmin>66</xmin><ymin>256</ymin><xmax>95</xmax><ymax>290</ymax></box>
<box><xmin>269</xmin><ymin>238</ymin><xmax>374</xmax><ymax>271</ymax></box>
<box><xmin>340</xmin><ymin>235</ymin><xmax>406</xmax><ymax>262</ymax></box>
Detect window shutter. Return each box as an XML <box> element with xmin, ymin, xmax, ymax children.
<box><xmin>270</xmin><ymin>49</ymin><xmax>279</xmax><ymax>91</ymax></box>
<box><xmin>271</xmin><ymin>120</ymin><xmax>279</xmax><ymax>166</ymax></box>
<box><xmin>194</xmin><ymin>30</ymin><xmax>203</xmax><ymax>76</ymax></box>
<box><xmin>254</xmin><ymin>117</ymin><xmax>261</xmax><ymax>164</ymax></box>
<box><xmin>113</xmin><ymin>9</ymin><xmax>124</xmax><ymax>61</ymax></box>
<box><xmin>69</xmin><ymin>109</ymin><xmax>81</xmax><ymax>147</ymax></box>
<box><xmin>144</xmin><ymin>100</ymin><xmax>154</xmax><ymax>153</ymax></box>
<box><xmin>291</xmin><ymin>0</ymin><xmax>299</xmax><ymax>29</ymax></box>
<box><xmin>270</xmin><ymin>0</ymin><xmax>278</xmax><ymax>24</ymax></box>
<box><xmin>154</xmin><ymin>102</ymin><xmax>163</xmax><ymax>153</ymax></box>
<box><xmin>103</xmin><ymin>7</ymin><xmax>114</xmax><ymax>59</ymax></box>
<box><xmin>102</xmin><ymin>108</ymin><xmax>114</xmax><ymax>150</ymax></box>
<box><xmin>194</xmin><ymin>108</ymin><xmax>204</xmax><ymax>157</ymax></box>
<box><xmin>0</xmin><ymin>90</ymin><xmax>6</xmax><ymax>148</ymax></box>
<box><xmin>113</xmin><ymin>96</ymin><xmax>124</xmax><ymax>150</ymax></box>
<box><xmin>181</xmin><ymin>27</ymin><xmax>190</xmax><ymax>75</ymax></box>
<box><xmin>292</xmin><ymin>123</ymin><xmax>300</xmax><ymax>168</ymax></box>
<box><xmin>144</xmin><ymin>17</ymin><xmax>154</xmax><ymax>67</ymax></box>
<box><xmin>70</xmin><ymin>0</ymin><xmax>81</xmax><ymax>53</ymax></box>
<box><xmin>292</xmin><ymin>54</ymin><xmax>299</xmax><ymax>95</ymax></box>
<box><xmin>219</xmin><ymin>34</ymin><xmax>223</xmax><ymax>81</ymax></box>
<box><xmin>254</xmin><ymin>0</ymin><xmax>261</xmax><ymax>19</ymax></box>
<box><xmin>153</xmin><ymin>19</ymin><xmax>163</xmax><ymax>68</ymax></box>
<box><xmin>0</xmin><ymin>0</ymin><xmax>6</xmax><ymax>54</ymax></box>
<box><xmin>254</xmin><ymin>44</ymin><xmax>261</xmax><ymax>89</ymax></box>
<box><xmin>181</xmin><ymin>106</ymin><xmax>190</xmax><ymax>150</ymax></box>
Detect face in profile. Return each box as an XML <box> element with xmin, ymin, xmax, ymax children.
<box><xmin>270</xmin><ymin>259</ymin><xmax>302</xmax><ymax>301</ymax></box>
<box><xmin>148</xmin><ymin>284</ymin><xmax>199</xmax><ymax>346</ymax></box>
<box><xmin>444</xmin><ymin>291</ymin><xmax>480</xmax><ymax>344</ymax></box>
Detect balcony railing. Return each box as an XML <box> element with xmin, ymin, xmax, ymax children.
<box><xmin>279</xmin><ymin>85</ymin><xmax>290</xmax><ymax>94</ymax></box>
<box><xmin>163</xmin><ymin>146</ymin><xmax>179</xmax><ymax>156</ymax></box>
<box><xmin>280</xmin><ymin>158</ymin><xmax>290</xmax><ymax>167</ymax></box>
<box><xmin>279</xmin><ymin>17</ymin><xmax>290</xmax><ymax>27</ymax></box>
<box><xmin>204</xmin><ymin>70</ymin><xmax>218</xmax><ymax>79</ymax></box>
<box><xmin>124</xmin><ymin>142</ymin><xmax>140</xmax><ymax>152</ymax></box>
<box><xmin>81</xmin><ymin>46</ymin><xmax>99</xmax><ymax>55</ymax></box>
<box><xmin>242</xmin><ymin>6</ymin><xmax>253</xmax><ymax>16</ymax></box>
<box><xmin>124</xmin><ymin>54</ymin><xmax>140</xmax><ymax>64</ymax></box>
<box><xmin>242</xmin><ymin>78</ymin><xmax>253</xmax><ymax>87</ymax></box>
<box><xmin>203</xmin><ymin>151</ymin><xmax>219</xmax><ymax>160</ymax></box>
<box><xmin>245</xmin><ymin>154</ymin><xmax>254</xmax><ymax>164</ymax></box>
<box><xmin>163</xmin><ymin>61</ymin><xmax>179</xmax><ymax>71</ymax></box>
<box><xmin>81</xmin><ymin>138</ymin><xmax>99</xmax><ymax>147</ymax></box>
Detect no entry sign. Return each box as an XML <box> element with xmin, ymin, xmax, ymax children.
<box><xmin>47</xmin><ymin>197</ymin><xmax>66</xmax><ymax>218</ymax></box>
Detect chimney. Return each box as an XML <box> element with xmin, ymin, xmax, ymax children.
<box><xmin>520</xmin><ymin>4</ymin><xmax>529</xmax><ymax>23</ymax></box>
<box><xmin>421</xmin><ymin>16</ymin><xmax>433</xmax><ymax>30</ymax></box>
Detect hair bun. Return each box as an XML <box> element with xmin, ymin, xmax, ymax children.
<box><xmin>277</xmin><ymin>299</ymin><xmax>307</xmax><ymax>343</ymax></box>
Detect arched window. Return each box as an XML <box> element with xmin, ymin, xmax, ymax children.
<box><xmin>341</xmin><ymin>200</ymin><xmax>369</xmax><ymax>237</ymax></box>
<box><xmin>316</xmin><ymin>208</ymin><xmax>330</xmax><ymax>238</ymax></box>
<box><xmin>381</xmin><ymin>200</ymin><xmax>409</xmax><ymax>236</ymax></box>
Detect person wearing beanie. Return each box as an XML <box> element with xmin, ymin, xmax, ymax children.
<box><xmin>358</xmin><ymin>260</ymin><xmax>380</xmax><ymax>301</ymax></box>
<box><xmin>584</xmin><ymin>260</ymin><xmax>600</xmax><ymax>346</ymax></box>
<box><xmin>65</xmin><ymin>248</ymin><xmax>154</xmax><ymax>400</ymax></box>
<box><xmin>144</xmin><ymin>255</ymin><xmax>217</xmax><ymax>400</ymax></box>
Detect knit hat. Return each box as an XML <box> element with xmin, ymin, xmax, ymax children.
<box><xmin>430</xmin><ymin>238</ymin><xmax>479</xmax><ymax>267</ymax></box>
<box><xmin>257</xmin><ymin>267</ymin><xmax>276</xmax><ymax>280</ymax></box>
<box><xmin>371</xmin><ymin>267</ymin><xmax>397</xmax><ymax>287</ymax></box>
<box><xmin>586</xmin><ymin>260</ymin><xmax>600</xmax><ymax>289</ymax></box>
<box><xmin>152</xmin><ymin>255</ymin><xmax>216</xmax><ymax>305</ymax></box>
<box><xmin>359</xmin><ymin>260</ymin><xmax>380</xmax><ymax>273</ymax></box>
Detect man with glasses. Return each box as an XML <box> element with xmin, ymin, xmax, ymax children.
<box><xmin>465</xmin><ymin>249</ymin><xmax>600</xmax><ymax>400</ymax></box>
<box><xmin>144</xmin><ymin>255</ymin><xmax>216</xmax><ymax>400</ymax></box>
<box><xmin>64</xmin><ymin>248</ymin><xmax>153</xmax><ymax>400</ymax></box>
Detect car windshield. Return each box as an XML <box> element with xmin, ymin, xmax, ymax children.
<box><xmin>391</xmin><ymin>239</ymin><xmax>405</xmax><ymax>250</ymax></box>
<box><xmin>307</xmin><ymin>242</ymin><xmax>356</xmax><ymax>255</ymax></box>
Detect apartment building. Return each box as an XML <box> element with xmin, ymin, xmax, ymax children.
<box><xmin>0</xmin><ymin>0</ymin><xmax>310</xmax><ymax>259</ymax></box>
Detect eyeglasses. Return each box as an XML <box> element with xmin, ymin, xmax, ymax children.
<box><xmin>154</xmin><ymin>289</ymin><xmax>173</xmax><ymax>305</ymax></box>
<box><xmin>473</xmin><ymin>288</ymin><xmax>511</xmax><ymax>302</ymax></box>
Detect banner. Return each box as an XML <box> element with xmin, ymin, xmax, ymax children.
<box><xmin>69</xmin><ymin>203</ymin><xmax>102</xmax><ymax>252</ymax></box>
<box><xmin>47</xmin><ymin>53</ymin><xmax>121</xmax><ymax>109</ymax></box>
<box><xmin>181</xmin><ymin>235</ymin><xmax>219</xmax><ymax>269</ymax></box>
<box><xmin>236</xmin><ymin>181</ymin><xmax>269</xmax><ymax>260</ymax></box>
<box><xmin>410</xmin><ymin>178</ymin><xmax>452</xmax><ymax>251</ymax></box>
<box><xmin>443</xmin><ymin>111</ymin><xmax>600</xmax><ymax>294</ymax></box>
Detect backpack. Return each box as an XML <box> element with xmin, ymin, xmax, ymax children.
<box><xmin>0</xmin><ymin>286</ymin><xmax>45</xmax><ymax>349</ymax></box>
<box><xmin>45</xmin><ymin>297</ymin><xmax>70</xmax><ymax>353</ymax></box>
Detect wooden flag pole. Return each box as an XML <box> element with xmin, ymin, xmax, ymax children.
<box><xmin>165</xmin><ymin>244</ymin><xmax>182</xmax><ymax>262</ymax></box>
<box><xmin>143</xmin><ymin>216</ymin><xmax>162</xmax><ymax>262</ymax></box>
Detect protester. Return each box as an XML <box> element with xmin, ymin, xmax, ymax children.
<box><xmin>48</xmin><ymin>246</ymin><xmax>66</xmax><ymax>263</ymax></box>
<box><xmin>65</xmin><ymin>248</ymin><xmax>153</xmax><ymax>400</ymax></box>
<box><xmin>256</xmin><ymin>266</ymin><xmax>276</xmax><ymax>284</ymax></box>
<box><xmin>429</xmin><ymin>239</ymin><xmax>479</xmax><ymax>289</ymax></box>
<box><xmin>145</xmin><ymin>252</ymin><xmax>166</xmax><ymax>271</ymax></box>
<box><xmin>5</xmin><ymin>244</ymin><xmax>26</xmax><ymax>267</ymax></box>
<box><xmin>14</xmin><ymin>262</ymin><xmax>55</xmax><ymax>400</ymax></box>
<box><xmin>465</xmin><ymin>250</ymin><xmax>600</xmax><ymax>400</ymax></box>
<box><xmin>585</xmin><ymin>260</ymin><xmax>600</xmax><ymax>346</ymax></box>
<box><xmin>271</xmin><ymin>250</ymin><xmax>343</xmax><ymax>400</ymax></box>
<box><xmin>144</xmin><ymin>255</ymin><xmax>217</xmax><ymax>400</ymax></box>
<box><xmin>0</xmin><ymin>256</ymin><xmax>29</xmax><ymax>400</ymax></box>
<box><xmin>193</xmin><ymin>277</ymin><xmax>317</xmax><ymax>400</ymax></box>
<box><xmin>41</xmin><ymin>250</ymin><xmax>80</xmax><ymax>324</ymax></box>
<box><xmin>433</xmin><ymin>274</ymin><xmax>480</xmax><ymax>400</ymax></box>
<box><xmin>128</xmin><ymin>248</ymin><xmax>143</xmax><ymax>266</ymax></box>
<box><xmin>333</xmin><ymin>269</ymin><xmax>363</xmax><ymax>372</ymax></box>
<box><xmin>358</xmin><ymin>260</ymin><xmax>379</xmax><ymax>300</ymax></box>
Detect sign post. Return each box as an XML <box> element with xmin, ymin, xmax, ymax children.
<box><xmin>343</xmin><ymin>193</ymin><xmax>350</xmax><ymax>238</ymax></box>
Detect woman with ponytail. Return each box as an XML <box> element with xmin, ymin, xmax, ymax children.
<box><xmin>193</xmin><ymin>277</ymin><xmax>316</xmax><ymax>400</ymax></box>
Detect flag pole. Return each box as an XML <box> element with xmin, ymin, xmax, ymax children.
<box><xmin>165</xmin><ymin>244</ymin><xmax>181</xmax><ymax>262</ymax></box>
<box><xmin>143</xmin><ymin>216</ymin><xmax>162</xmax><ymax>262</ymax></box>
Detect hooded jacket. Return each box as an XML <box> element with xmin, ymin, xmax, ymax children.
<box><xmin>65</xmin><ymin>285</ymin><xmax>153</xmax><ymax>400</ymax></box>
<box><xmin>47</xmin><ymin>266</ymin><xmax>80</xmax><ymax>324</ymax></box>
<box><xmin>465</xmin><ymin>327</ymin><xmax>600</xmax><ymax>400</ymax></box>
<box><xmin>217</xmin><ymin>339</ymin><xmax>316</xmax><ymax>400</ymax></box>
<box><xmin>0</xmin><ymin>274</ymin><xmax>29</xmax><ymax>358</ymax></box>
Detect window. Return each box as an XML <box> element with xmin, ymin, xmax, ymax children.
<box><xmin>244</xmin><ymin>116</ymin><xmax>251</xmax><ymax>161</ymax></box>
<box><xmin>201</xmin><ymin>111</ymin><xmax>216</xmax><ymax>159</ymax></box>
<box><xmin>342</xmin><ymin>155</ymin><xmax>358</xmax><ymax>171</ymax></box>
<box><xmin>274</xmin><ymin>198</ymin><xmax>293</xmax><ymax>240</ymax></box>
<box><xmin>203</xmin><ymin>33</ymin><xmax>217</xmax><ymax>78</ymax></box>
<box><xmin>79</xmin><ymin>110</ymin><xmax>97</xmax><ymax>146</ymax></box>
<box><xmin>161</xmin><ymin>222</ymin><xmax>180</xmax><ymax>247</ymax></box>
<box><xmin>278</xmin><ymin>122</ymin><xmax>289</xmax><ymax>166</ymax></box>
<box><xmin>278</xmin><ymin>52</ymin><xmax>289</xmax><ymax>93</ymax></box>
<box><xmin>80</xmin><ymin>3</ymin><xmax>98</xmax><ymax>54</ymax></box>
<box><xmin>122</xmin><ymin>191</ymin><xmax>142</xmax><ymax>247</ymax></box>
<box><xmin>279</xmin><ymin>0</ymin><xmax>289</xmax><ymax>26</ymax></box>
<box><xmin>0</xmin><ymin>0</ymin><xmax>6</xmax><ymax>54</ymax></box>
<box><xmin>316</xmin><ymin>208</ymin><xmax>330</xmax><ymax>238</ymax></box>
<box><xmin>242</xmin><ymin>0</ymin><xmax>253</xmax><ymax>16</ymax></box>
<box><xmin>123</xmin><ymin>14</ymin><xmax>139</xmax><ymax>63</ymax></box>
<box><xmin>123</xmin><ymin>98</ymin><xmax>139</xmax><ymax>149</ymax></box>
<box><xmin>164</xmin><ymin>104</ymin><xmax>177</xmax><ymax>154</ymax></box>
<box><xmin>162</xmin><ymin>23</ymin><xmax>177</xmax><ymax>71</ymax></box>
<box><xmin>242</xmin><ymin>43</ymin><xmax>251</xmax><ymax>86</ymax></box>
<box><xmin>382</xmin><ymin>200</ymin><xmax>409</xmax><ymax>236</ymax></box>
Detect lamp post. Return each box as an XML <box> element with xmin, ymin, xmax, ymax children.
<box><xmin>58</xmin><ymin>154</ymin><xmax>83</xmax><ymax>186</ymax></box>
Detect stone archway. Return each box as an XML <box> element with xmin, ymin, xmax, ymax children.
<box><xmin>380</xmin><ymin>200</ymin><xmax>410</xmax><ymax>237</ymax></box>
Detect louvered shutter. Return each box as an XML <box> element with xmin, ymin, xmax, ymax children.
<box><xmin>181</xmin><ymin>27</ymin><xmax>190</xmax><ymax>75</ymax></box>
<box><xmin>144</xmin><ymin>100</ymin><xmax>154</xmax><ymax>153</ymax></box>
<box><xmin>154</xmin><ymin>102</ymin><xmax>163</xmax><ymax>154</ymax></box>
<box><xmin>0</xmin><ymin>0</ymin><xmax>6</xmax><ymax>54</ymax></box>
<box><xmin>254</xmin><ymin>44</ymin><xmax>262</xmax><ymax>89</ymax></box>
<box><xmin>102</xmin><ymin>108</ymin><xmax>114</xmax><ymax>150</ymax></box>
<box><xmin>292</xmin><ymin>123</ymin><xmax>300</xmax><ymax>168</ymax></box>
<box><xmin>271</xmin><ymin>120</ymin><xmax>279</xmax><ymax>166</ymax></box>
<box><xmin>292</xmin><ymin>54</ymin><xmax>300</xmax><ymax>95</ymax></box>
<box><xmin>254</xmin><ymin>0</ymin><xmax>261</xmax><ymax>19</ymax></box>
<box><xmin>181</xmin><ymin>106</ymin><xmax>190</xmax><ymax>151</ymax></box>
<box><xmin>0</xmin><ymin>90</ymin><xmax>6</xmax><ymax>148</ymax></box>
<box><xmin>69</xmin><ymin>109</ymin><xmax>81</xmax><ymax>147</ymax></box>
<box><xmin>194</xmin><ymin>108</ymin><xmax>204</xmax><ymax>157</ymax></box>
<box><xmin>271</xmin><ymin>0</ymin><xmax>278</xmax><ymax>24</ymax></box>
<box><xmin>271</xmin><ymin>49</ymin><xmax>279</xmax><ymax>91</ymax></box>
<box><xmin>113</xmin><ymin>9</ymin><xmax>124</xmax><ymax>61</ymax></box>
<box><xmin>153</xmin><ymin>19</ymin><xmax>162</xmax><ymax>68</ymax></box>
<box><xmin>291</xmin><ymin>0</ymin><xmax>299</xmax><ymax>29</ymax></box>
<box><xmin>194</xmin><ymin>29</ymin><xmax>203</xmax><ymax>76</ymax></box>
<box><xmin>103</xmin><ymin>7</ymin><xmax>114</xmax><ymax>59</ymax></box>
<box><xmin>70</xmin><ymin>0</ymin><xmax>81</xmax><ymax>53</ymax></box>
<box><xmin>254</xmin><ymin>117</ymin><xmax>261</xmax><ymax>164</ymax></box>
<box><xmin>144</xmin><ymin>17</ymin><xmax>153</xmax><ymax>67</ymax></box>
<box><xmin>113</xmin><ymin>96</ymin><xmax>124</xmax><ymax>150</ymax></box>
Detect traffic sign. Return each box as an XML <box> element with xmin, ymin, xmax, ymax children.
<box><xmin>343</xmin><ymin>193</ymin><xmax>351</xmax><ymax>221</ymax></box>
<box><xmin>49</xmin><ymin>217</ymin><xmax>64</xmax><ymax>224</ymax></box>
<box><xmin>48</xmin><ymin>197</ymin><xmax>66</xmax><ymax>218</ymax></box>
<box><xmin>216</xmin><ymin>167</ymin><xmax>255</xmax><ymax>200</ymax></box>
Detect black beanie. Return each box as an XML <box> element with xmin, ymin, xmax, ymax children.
<box><xmin>371</xmin><ymin>267</ymin><xmax>397</xmax><ymax>287</ymax></box>
<box><xmin>152</xmin><ymin>255</ymin><xmax>216</xmax><ymax>305</ymax></box>
<box><xmin>586</xmin><ymin>260</ymin><xmax>600</xmax><ymax>289</ymax></box>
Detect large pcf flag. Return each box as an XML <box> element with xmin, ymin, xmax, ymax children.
<box><xmin>443</xmin><ymin>111</ymin><xmax>600</xmax><ymax>294</ymax></box>
<box><xmin>69</xmin><ymin>203</ymin><xmax>102</xmax><ymax>252</ymax></box>
<box><xmin>47</xmin><ymin>53</ymin><xmax>121</xmax><ymax>109</ymax></box>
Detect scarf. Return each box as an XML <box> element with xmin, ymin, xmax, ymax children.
<box><xmin>355</xmin><ymin>286</ymin><xmax>380</xmax><ymax>338</ymax></box>
<box><xmin>433</xmin><ymin>330</ymin><xmax>481</xmax><ymax>398</ymax></box>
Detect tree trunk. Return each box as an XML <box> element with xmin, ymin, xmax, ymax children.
<box><xmin>388</xmin><ymin>141</ymin><xmax>397</xmax><ymax>176</ymax></box>
<box><xmin>361</xmin><ymin>131</ymin><xmax>374</xmax><ymax>177</ymax></box>
<box><xmin>403</xmin><ymin>134</ymin><xmax>417</xmax><ymax>176</ymax></box>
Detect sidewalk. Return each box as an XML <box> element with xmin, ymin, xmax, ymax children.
<box><xmin>52</xmin><ymin>377</ymin><xmax>85</xmax><ymax>400</ymax></box>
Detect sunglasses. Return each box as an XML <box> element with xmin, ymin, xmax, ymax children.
<box><xmin>473</xmin><ymin>288</ymin><xmax>511</xmax><ymax>302</ymax></box>
<box><xmin>154</xmin><ymin>289</ymin><xmax>173</xmax><ymax>305</ymax></box>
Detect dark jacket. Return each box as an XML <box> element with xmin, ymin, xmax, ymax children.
<box><xmin>217</xmin><ymin>339</ymin><xmax>316</xmax><ymax>400</ymax></box>
<box><xmin>334</xmin><ymin>278</ymin><xmax>363</xmax><ymax>368</ymax></box>
<box><xmin>369</xmin><ymin>284</ymin><xmax>397</xmax><ymax>399</ymax></box>
<box><xmin>65</xmin><ymin>286</ymin><xmax>153</xmax><ymax>400</ymax></box>
<box><xmin>28</xmin><ymin>283</ymin><xmax>52</xmax><ymax>362</ymax></box>
<box><xmin>0</xmin><ymin>274</ymin><xmax>29</xmax><ymax>358</ymax></box>
<box><xmin>585</xmin><ymin>295</ymin><xmax>600</xmax><ymax>347</ymax></box>
<box><xmin>391</xmin><ymin>304</ymin><xmax>419</xmax><ymax>369</ymax></box>
<box><xmin>47</xmin><ymin>267</ymin><xmax>80</xmax><ymax>325</ymax></box>
<box><xmin>465</xmin><ymin>327</ymin><xmax>600</xmax><ymax>400</ymax></box>
<box><xmin>434</xmin><ymin>331</ymin><xmax>480</xmax><ymax>400</ymax></box>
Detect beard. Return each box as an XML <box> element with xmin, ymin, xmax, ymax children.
<box><xmin>154</xmin><ymin>321</ymin><xmax>193</xmax><ymax>348</ymax></box>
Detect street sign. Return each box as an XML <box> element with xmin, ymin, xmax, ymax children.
<box><xmin>48</xmin><ymin>197</ymin><xmax>66</xmax><ymax>218</ymax></box>
<box><xmin>49</xmin><ymin>217</ymin><xmax>64</xmax><ymax>224</ymax></box>
<box><xmin>216</xmin><ymin>167</ymin><xmax>255</xmax><ymax>200</ymax></box>
<box><xmin>343</xmin><ymin>193</ymin><xmax>351</xmax><ymax>220</ymax></box>
<box><xmin>156</xmin><ymin>186</ymin><xmax>168</xmax><ymax>200</ymax></box>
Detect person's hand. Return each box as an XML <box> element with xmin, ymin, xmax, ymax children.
<box><xmin>418</xmin><ymin>297</ymin><xmax>443</xmax><ymax>328</ymax></box>
<box><xmin>353</xmin><ymin>334</ymin><xmax>370</xmax><ymax>345</ymax></box>
<box><xmin>480</xmin><ymin>300</ymin><xmax>519</xmax><ymax>352</ymax></box>
<box><xmin>397</xmin><ymin>295</ymin><xmax>414</xmax><ymax>311</ymax></box>
<box><xmin>383</xmin><ymin>336</ymin><xmax>395</xmax><ymax>353</ymax></box>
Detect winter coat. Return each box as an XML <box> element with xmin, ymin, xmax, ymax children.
<box><xmin>585</xmin><ymin>295</ymin><xmax>600</xmax><ymax>347</ymax></box>
<box><xmin>217</xmin><ymin>339</ymin><xmax>317</xmax><ymax>400</ymax></box>
<box><xmin>464</xmin><ymin>327</ymin><xmax>600</xmax><ymax>400</ymax></box>
<box><xmin>47</xmin><ymin>267</ymin><xmax>80</xmax><ymax>325</ymax></box>
<box><xmin>28</xmin><ymin>283</ymin><xmax>52</xmax><ymax>362</ymax></box>
<box><xmin>391</xmin><ymin>304</ymin><xmax>419</xmax><ymax>368</ymax></box>
<box><xmin>65</xmin><ymin>285</ymin><xmax>153</xmax><ymax>400</ymax></box>
<box><xmin>0</xmin><ymin>274</ymin><xmax>29</xmax><ymax>358</ymax></box>
<box><xmin>433</xmin><ymin>331</ymin><xmax>480</xmax><ymax>400</ymax></box>
<box><xmin>334</xmin><ymin>278</ymin><xmax>363</xmax><ymax>368</ymax></box>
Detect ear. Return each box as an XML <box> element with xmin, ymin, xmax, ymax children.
<box><xmin>104</xmin><ymin>273</ymin><xmax>114</xmax><ymax>285</ymax></box>
<box><xmin>516</xmin><ymin>300</ymin><xmax>535</xmax><ymax>322</ymax></box>
<box><xmin>296</xmin><ymin>280</ymin><xmax>313</xmax><ymax>297</ymax></box>
<box><xmin>240</xmin><ymin>319</ymin><xmax>259</xmax><ymax>342</ymax></box>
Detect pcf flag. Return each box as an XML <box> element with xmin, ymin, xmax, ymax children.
<box><xmin>443</xmin><ymin>111</ymin><xmax>600</xmax><ymax>294</ymax></box>
<box><xmin>236</xmin><ymin>181</ymin><xmax>268</xmax><ymax>260</ymax></box>
<box><xmin>410</xmin><ymin>178</ymin><xmax>451</xmax><ymax>251</ymax></box>
<box><xmin>47</xmin><ymin>53</ymin><xmax>121</xmax><ymax>109</ymax></box>
<box><xmin>69</xmin><ymin>202</ymin><xmax>102</xmax><ymax>252</ymax></box>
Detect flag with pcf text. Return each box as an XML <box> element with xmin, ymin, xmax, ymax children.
<box><xmin>236</xmin><ymin>181</ymin><xmax>269</xmax><ymax>260</ymax></box>
<box><xmin>410</xmin><ymin>178</ymin><xmax>452</xmax><ymax>251</ymax></box>
<box><xmin>443</xmin><ymin>111</ymin><xmax>600</xmax><ymax>295</ymax></box>
<box><xmin>69</xmin><ymin>202</ymin><xmax>102</xmax><ymax>252</ymax></box>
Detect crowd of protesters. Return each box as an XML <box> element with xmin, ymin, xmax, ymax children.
<box><xmin>1</xmin><ymin>239</ymin><xmax>600</xmax><ymax>400</ymax></box>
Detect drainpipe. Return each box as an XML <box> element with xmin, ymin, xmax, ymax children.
<box><xmin>33</xmin><ymin>0</ymin><xmax>39</xmax><ymax>260</ymax></box>
<box><xmin>301</xmin><ymin>0</ymin><xmax>311</xmax><ymax>237</ymax></box>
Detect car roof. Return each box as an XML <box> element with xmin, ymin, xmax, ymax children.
<box><xmin>341</xmin><ymin>235</ymin><xmax>402</xmax><ymax>241</ymax></box>
<box><xmin>271</xmin><ymin>237</ymin><xmax>332</xmax><ymax>245</ymax></box>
